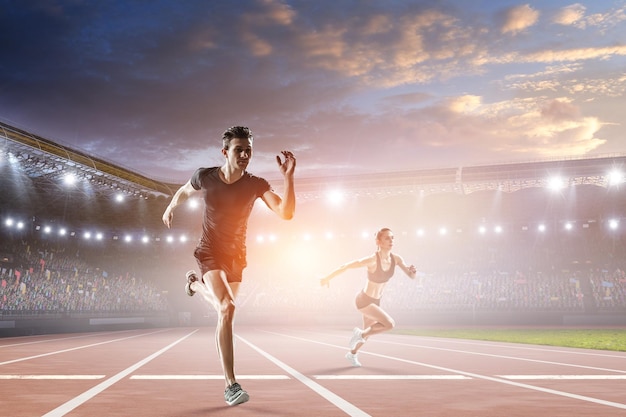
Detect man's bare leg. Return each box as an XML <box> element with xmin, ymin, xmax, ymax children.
<box><xmin>191</xmin><ymin>270</ymin><xmax>238</xmax><ymax>387</ymax></box>
<box><xmin>187</xmin><ymin>270</ymin><xmax>248</xmax><ymax>405</ymax></box>
<box><xmin>189</xmin><ymin>278</ymin><xmax>218</xmax><ymax>309</ymax></box>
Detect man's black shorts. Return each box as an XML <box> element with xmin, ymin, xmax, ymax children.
<box><xmin>193</xmin><ymin>246</ymin><xmax>245</xmax><ymax>283</ymax></box>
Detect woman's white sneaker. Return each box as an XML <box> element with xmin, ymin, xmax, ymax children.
<box><xmin>349</xmin><ymin>327</ymin><xmax>365</xmax><ymax>350</ymax></box>
<box><xmin>345</xmin><ymin>352</ymin><xmax>361</xmax><ymax>367</ymax></box>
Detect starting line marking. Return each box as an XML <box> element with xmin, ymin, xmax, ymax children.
<box><xmin>0</xmin><ymin>375</ymin><xmax>105</xmax><ymax>380</ymax></box>
<box><xmin>3</xmin><ymin>374</ymin><xmax>625</xmax><ymax>381</ymax></box>
<box><xmin>500</xmin><ymin>375</ymin><xmax>626</xmax><ymax>380</ymax></box>
<box><xmin>130</xmin><ymin>374</ymin><xmax>290</xmax><ymax>380</ymax></box>
<box><xmin>314</xmin><ymin>375</ymin><xmax>471</xmax><ymax>380</ymax></box>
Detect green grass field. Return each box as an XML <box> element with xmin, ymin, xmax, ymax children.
<box><xmin>395</xmin><ymin>328</ymin><xmax>626</xmax><ymax>352</ymax></box>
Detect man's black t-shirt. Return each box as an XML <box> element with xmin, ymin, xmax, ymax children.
<box><xmin>190</xmin><ymin>167</ymin><xmax>271</xmax><ymax>262</ymax></box>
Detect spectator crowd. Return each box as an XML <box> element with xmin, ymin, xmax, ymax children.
<box><xmin>0</xmin><ymin>237</ymin><xmax>168</xmax><ymax>316</ymax></box>
<box><xmin>1</xmin><ymin>228</ymin><xmax>626</xmax><ymax>318</ymax></box>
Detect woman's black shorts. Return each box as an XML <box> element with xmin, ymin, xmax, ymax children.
<box><xmin>354</xmin><ymin>290</ymin><xmax>381</xmax><ymax>309</ymax></box>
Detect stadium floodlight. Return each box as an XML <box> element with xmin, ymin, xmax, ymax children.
<box><xmin>187</xmin><ymin>198</ymin><xmax>200</xmax><ymax>209</ymax></box>
<box><xmin>166</xmin><ymin>235</ymin><xmax>174</xmax><ymax>243</ymax></box>
<box><xmin>256</xmin><ymin>233</ymin><xmax>277</xmax><ymax>243</ymax></box>
<box><xmin>95</xmin><ymin>232</ymin><xmax>103</xmax><ymax>240</ymax></box>
<box><xmin>479</xmin><ymin>226</ymin><xmax>487</xmax><ymax>235</ymax></box>
<box><xmin>608</xmin><ymin>169</ymin><xmax>624</xmax><ymax>186</ymax></box>
<box><xmin>63</xmin><ymin>172</ymin><xmax>77</xmax><ymax>186</ymax></box>
<box><xmin>124</xmin><ymin>235</ymin><xmax>132</xmax><ymax>242</ymax></box>
<box><xmin>326</xmin><ymin>189</ymin><xmax>345</xmax><ymax>206</ymax></box>
<box><xmin>5</xmin><ymin>218</ymin><xmax>14</xmax><ymax>227</ymax></box>
<box><xmin>115</xmin><ymin>193</ymin><xmax>125</xmax><ymax>203</ymax></box>
<box><xmin>564</xmin><ymin>222</ymin><xmax>573</xmax><ymax>231</ymax></box>
<box><xmin>538</xmin><ymin>224</ymin><xmax>546</xmax><ymax>232</ymax></box>
<box><xmin>548</xmin><ymin>176</ymin><xmax>564</xmax><ymax>191</ymax></box>
<box><xmin>494</xmin><ymin>225</ymin><xmax>502</xmax><ymax>234</ymax></box>
<box><xmin>609</xmin><ymin>219</ymin><xmax>619</xmax><ymax>230</ymax></box>
<box><xmin>179</xmin><ymin>235</ymin><xmax>187</xmax><ymax>243</ymax></box>
<box><xmin>416</xmin><ymin>228</ymin><xmax>425</xmax><ymax>237</ymax></box>
<box><xmin>142</xmin><ymin>236</ymin><xmax>150</xmax><ymax>244</ymax></box>
<box><xmin>83</xmin><ymin>232</ymin><xmax>92</xmax><ymax>239</ymax></box>
<box><xmin>59</xmin><ymin>228</ymin><xmax>67</xmax><ymax>236</ymax></box>
<box><xmin>439</xmin><ymin>227</ymin><xmax>447</xmax><ymax>236</ymax></box>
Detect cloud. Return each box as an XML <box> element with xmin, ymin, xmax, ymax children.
<box><xmin>446</xmin><ymin>95</ymin><xmax>482</xmax><ymax>113</ymax></box>
<box><xmin>553</xmin><ymin>3</ymin><xmax>586</xmax><ymax>26</ymax></box>
<box><xmin>505</xmin><ymin>71</ymin><xmax>626</xmax><ymax>99</ymax></box>
<box><xmin>239</xmin><ymin>0</ymin><xmax>297</xmax><ymax>56</ymax></box>
<box><xmin>534</xmin><ymin>45</ymin><xmax>626</xmax><ymax>62</ymax></box>
<box><xmin>551</xmin><ymin>3</ymin><xmax>626</xmax><ymax>31</ymax></box>
<box><xmin>289</xmin><ymin>7</ymin><xmax>488</xmax><ymax>87</ymax></box>
<box><xmin>497</xmin><ymin>4</ymin><xmax>540</xmax><ymax>35</ymax></box>
<box><xmin>585</xmin><ymin>4</ymin><xmax>626</xmax><ymax>32</ymax></box>
<box><xmin>382</xmin><ymin>92</ymin><xmax>432</xmax><ymax>106</ymax></box>
<box><xmin>478</xmin><ymin>97</ymin><xmax>605</xmax><ymax>158</ymax></box>
<box><xmin>0</xmin><ymin>0</ymin><xmax>623</xmax><ymax>182</ymax></box>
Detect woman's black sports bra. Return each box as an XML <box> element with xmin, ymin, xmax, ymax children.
<box><xmin>367</xmin><ymin>252</ymin><xmax>395</xmax><ymax>283</ymax></box>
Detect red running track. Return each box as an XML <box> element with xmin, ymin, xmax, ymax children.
<box><xmin>1</xmin><ymin>326</ymin><xmax>625</xmax><ymax>416</ymax></box>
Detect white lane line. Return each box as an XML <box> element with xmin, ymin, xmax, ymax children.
<box><xmin>0</xmin><ymin>329</ymin><xmax>169</xmax><ymax>366</ymax></box>
<box><xmin>0</xmin><ymin>329</ymin><xmax>148</xmax><ymax>349</ymax></box>
<box><xmin>364</xmin><ymin>349</ymin><xmax>626</xmax><ymax>410</ymax></box>
<box><xmin>6</xmin><ymin>373</ymin><xmax>622</xmax><ymax>381</ymax></box>
<box><xmin>237</xmin><ymin>335</ymin><xmax>371</xmax><ymax>417</ymax></box>
<box><xmin>41</xmin><ymin>329</ymin><xmax>198</xmax><ymax>417</ymax></box>
<box><xmin>314</xmin><ymin>375</ymin><xmax>471</xmax><ymax>380</ymax></box>
<box><xmin>130</xmin><ymin>374</ymin><xmax>290</xmax><ymax>380</ymax></box>
<box><xmin>500</xmin><ymin>375</ymin><xmax>626</xmax><ymax>380</ymax></box>
<box><xmin>265</xmin><ymin>331</ymin><xmax>626</xmax><ymax>411</ymax></box>
<box><xmin>392</xmin><ymin>335</ymin><xmax>626</xmax><ymax>359</ymax></box>
<box><xmin>379</xmin><ymin>339</ymin><xmax>626</xmax><ymax>374</ymax></box>
<box><xmin>0</xmin><ymin>375</ymin><xmax>105</xmax><ymax>380</ymax></box>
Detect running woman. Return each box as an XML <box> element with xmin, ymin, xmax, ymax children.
<box><xmin>320</xmin><ymin>228</ymin><xmax>417</xmax><ymax>366</ymax></box>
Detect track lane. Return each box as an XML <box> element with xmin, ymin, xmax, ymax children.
<box><xmin>1</xmin><ymin>327</ymin><xmax>625</xmax><ymax>416</ymax></box>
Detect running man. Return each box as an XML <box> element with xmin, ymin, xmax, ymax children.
<box><xmin>162</xmin><ymin>126</ymin><xmax>296</xmax><ymax>405</ymax></box>
<box><xmin>320</xmin><ymin>228</ymin><xmax>417</xmax><ymax>366</ymax></box>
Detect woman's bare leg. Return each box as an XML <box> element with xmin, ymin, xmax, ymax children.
<box><xmin>352</xmin><ymin>304</ymin><xmax>395</xmax><ymax>354</ymax></box>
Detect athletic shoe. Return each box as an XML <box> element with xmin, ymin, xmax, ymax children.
<box><xmin>345</xmin><ymin>352</ymin><xmax>361</xmax><ymax>367</ymax></box>
<box><xmin>224</xmin><ymin>382</ymin><xmax>249</xmax><ymax>406</ymax></box>
<box><xmin>349</xmin><ymin>327</ymin><xmax>365</xmax><ymax>350</ymax></box>
<box><xmin>185</xmin><ymin>270</ymin><xmax>198</xmax><ymax>297</ymax></box>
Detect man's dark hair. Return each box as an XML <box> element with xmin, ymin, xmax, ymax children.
<box><xmin>222</xmin><ymin>126</ymin><xmax>253</xmax><ymax>150</ymax></box>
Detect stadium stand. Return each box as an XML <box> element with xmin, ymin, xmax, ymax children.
<box><xmin>2</xmin><ymin>120</ymin><xmax>626</xmax><ymax>334</ymax></box>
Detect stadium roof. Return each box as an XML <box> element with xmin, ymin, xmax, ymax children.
<box><xmin>1</xmin><ymin>120</ymin><xmax>178</xmax><ymax>199</ymax></box>
<box><xmin>3</xmin><ymin>119</ymin><xmax>626</xmax><ymax>203</ymax></box>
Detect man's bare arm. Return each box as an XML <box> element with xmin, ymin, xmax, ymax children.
<box><xmin>162</xmin><ymin>180</ymin><xmax>197</xmax><ymax>228</ymax></box>
<box><xmin>263</xmin><ymin>150</ymin><xmax>296</xmax><ymax>220</ymax></box>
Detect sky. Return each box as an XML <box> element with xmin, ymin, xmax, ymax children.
<box><xmin>1</xmin><ymin>0</ymin><xmax>625</xmax><ymax>184</ymax></box>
